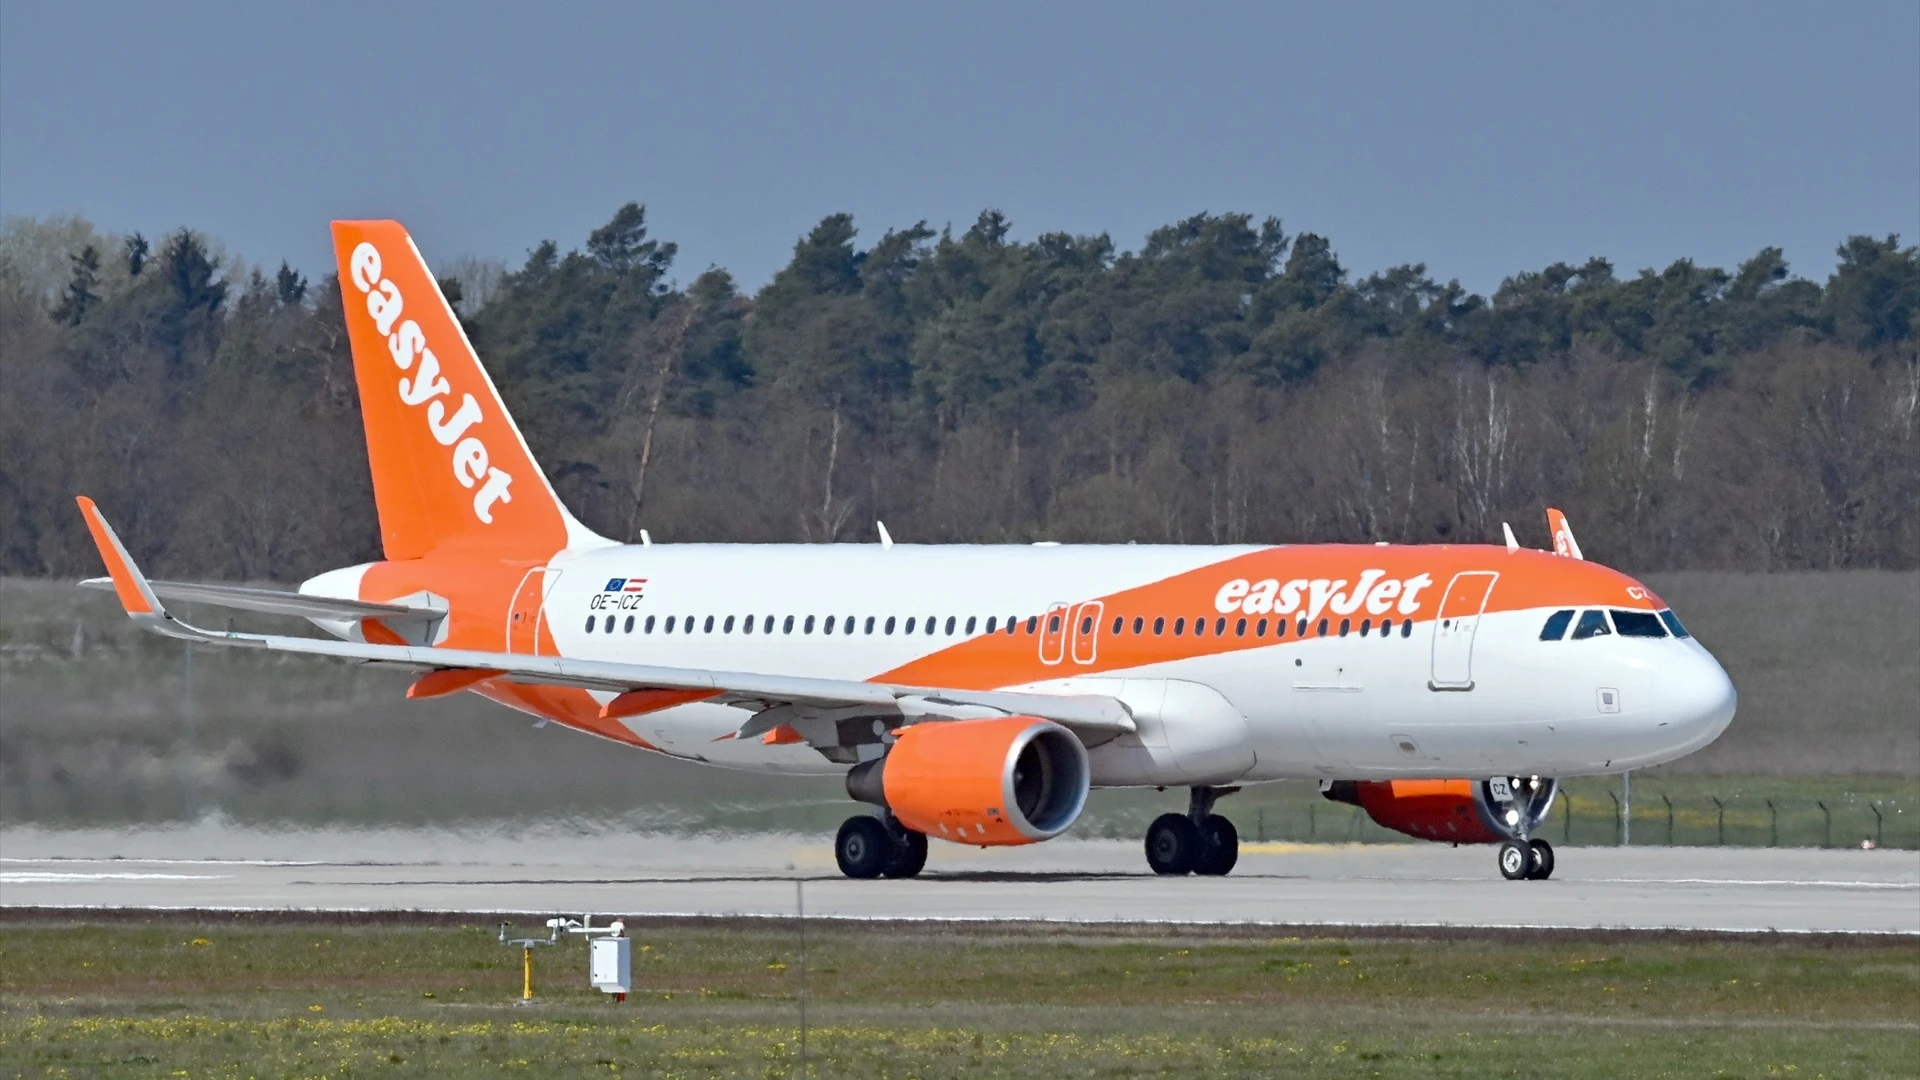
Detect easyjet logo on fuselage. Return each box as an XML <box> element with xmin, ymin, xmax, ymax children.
<box><xmin>347</xmin><ymin>242</ymin><xmax>514</xmax><ymax>525</ymax></box>
<box><xmin>1214</xmin><ymin>570</ymin><xmax>1435</xmax><ymax>622</ymax></box>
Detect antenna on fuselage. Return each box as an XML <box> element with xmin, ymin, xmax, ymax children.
<box><xmin>639</xmin><ymin>529</ymin><xmax>652</xmax><ymax>548</ymax></box>
<box><xmin>876</xmin><ymin>521</ymin><xmax>893</xmax><ymax>550</ymax></box>
<box><xmin>1501</xmin><ymin>522</ymin><xmax>1519</xmax><ymax>552</ymax></box>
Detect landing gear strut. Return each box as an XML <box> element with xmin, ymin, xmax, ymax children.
<box><xmin>1145</xmin><ymin>787</ymin><xmax>1240</xmax><ymax>876</ymax></box>
<box><xmin>1488</xmin><ymin>776</ymin><xmax>1557</xmax><ymax>881</ymax></box>
<box><xmin>834</xmin><ymin>814</ymin><xmax>928</xmax><ymax>879</ymax></box>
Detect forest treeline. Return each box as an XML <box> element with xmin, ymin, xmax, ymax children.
<box><xmin>1</xmin><ymin>206</ymin><xmax>1915</xmax><ymax>581</ymax></box>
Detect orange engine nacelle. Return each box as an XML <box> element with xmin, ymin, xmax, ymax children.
<box><xmin>1322</xmin><ymin>779</ymin><xmax>1509</xmax><ymax>844</ymax></box>
<box><xmin>846</xmin><ymin>717</ymin><xmax>1090</xmax><ymax>846</ymax></box>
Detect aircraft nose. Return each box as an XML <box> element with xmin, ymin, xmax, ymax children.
<box><xmin>1660</xmin><ymin>648</ymin><xmax>1737</xmax><ymax>752</ymax></box>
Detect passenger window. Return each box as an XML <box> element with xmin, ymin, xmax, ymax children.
<box><xmin>884</xmin><ymin>617</ymin><xmax>896</xmax><ymax>635</ymax></box>
<box><xmin>1111</xmin><ymin>616</ymin><xmax>1123</xmax><ymax>635</ymax></box>
<box><xmin>822</xmin><ymin>615</ymin><xmax>833</xmax><ymax>634</ymax></box>
<box><xmin>606</xmin><ymin>616</ymin><xmax>616</xmax><ymax>633</ymax></box>
<box><xmin>1658</xmin><ymin>609</ymin><xmax>1691</xmax><ymax>639</ymax></box>
<box><xmin>1026</xmin><ymin>616</ymin><xmax>1038</xmax><ymax>634</ymax></box>
<box><xmin>644</xmin><ymin>615</ymin><xmax>655</xmax><ymax>633</ymax></box>
<box><xmin>1539</xmin><ymin>609</ymin><xmax>1574</xmax><ymax>641</ymax></box>
<box><xmin>1153</xmin><ymin>616</ymin><xmax>1165</xmax><ymax>635</ymax></box>
<box><xmin>1174</xmin><ymin>617</ymin><xmax>1186</xmax><ymax>635</ymax></box>
<box><xmin>1358</xmin><ymin>618</ymin><xmax>1370</xmax><ymax>636</ymax></box>
<box><xmin>1298</xmin><ymin>618</ymin><xmax>1310</xmax><ymax>638</ymax></box>
<box><xmin>1400</xmin><ymin>619</ymin><xmax>1412</xmax><ymax>638</ymax></box>
<box><xmin>778</xmin><ymin>615</ymin><xmax>790</xmax><ymax>634</ymax></box>
<box><xmin>1275</xmin><ymin>618</ymin><xmax>1287</xmax><ymax>639</ymax></box>
<box><xmin>1047</xmin><ymin>614</ymin><xmax>1061</xmax><ymax>634</ymax></box>
<box><xmin>926</xmin><ymin>616</ymin><xmax>937</xmax><ymax>636</ymax></box>
<box><xmin>624</xmin><ymin>615</ymin><xmax>635</xmax><ymax>633</ymax></box>
<box><xmin>583</xmin><ymin>616</ymin><xmax>594</xmax><ymax>633</ymax></box>
<box><xmin>986</xmin><ymin>616</ymin><xmax>997</xmax><ymax>634</ymax></box>
<box><xmin>703</xmin><ymin>615</ymin><xmax>715</xmax><ymax>633</ymax></box>
<box><xmin>966</xmin><ymin>616</ymin><xmax>977</xmax><ymax>634</ymax></box>
<box><xmin>1570</xmin><ymin>610</ymin><xmax>1611</xmax><ymax>640</ymax></box>
<box><xmin>1256</xmin><ymin>617</ymin><xmax>1268</xmax><ymax>637</ymax></box>
<box><xmin>905</xmin><ymin>617</ymin><xmax>916</xmax><ymax>634</ymax></box>
<box><xmin>742</xmin><ymin>614</ymin><xmax>754</xmax><ymax>635</ymax></box>
<box><xmin>1132</xmin><ymin>616</ymin><xmax>1144</xmax><ymax>634</ymax></box>
<box><xmin>800</xmin><ymin>615</ymin><xmax>811</xmax><ymax>634</ymax></box>
<box><xmin>1379</xmin><ymin>619</ymin><xmax>1390</xmax><ymax>637</ymax></box>
<box><xmin>1339</xmin><ymin>619</ymin><xmax>1350</xmax><ymax>637</ymax></box>
<box><xmin>865</xmin><ymin>616</ymin><xmax>876</xmax><ymax>634</ymax></box>
<box><xmin>946</xmin><ymin>616</ymin><xmax>957</xmax><ymax>635</ymax></box>
<box><xmin>1215</xmin><ymin>617</ymin><xmax>1227</xmax><ymax>636</ymax></box>
<box><xmin>1610</xmin><ymin>609</ymin><xmax>1667</xmax><ymax>638</ymax></box>
<box><xmin>1193</xmin><ymin>617</ymin><xmax>1206</xmax><ymax>637</ymax></box>
<box><xmin>1236</xmin><ymin>617</ymin><xmax>1247</xmax><ymax>637</ymax></box>
<box><xmin>724</xmin><ymin>615</ymin><xmax>736</xmax><ymax>633</ymax></box>
<box><xmin>1317</xmin><ymin>618</ymin><xmax>1329</xmax><ymax>637</ymax></box>
<box><xmin>664</xmin><ymin>615</ymin><xmax>675</xmax><ymax>633</ymax></box>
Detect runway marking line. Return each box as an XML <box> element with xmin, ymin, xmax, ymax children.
<box><xmin>0</xmin><ymin>872</ymin><xmax>230</xmax><ymax>883</ymax></box>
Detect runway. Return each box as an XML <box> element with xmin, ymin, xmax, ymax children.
<box><xmin>3</xmin><ymin>824</ymin><xmax>1914</xmax><ymax>934</ymax></box>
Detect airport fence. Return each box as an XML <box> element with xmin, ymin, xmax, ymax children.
<box><xmin>1193</xmin><ymin>787</ymin><xmax>1918</xmax><ymax>850</ymax></box>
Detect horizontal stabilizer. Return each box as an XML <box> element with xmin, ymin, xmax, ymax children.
<box><xmin>77</xmin><ymin>577</ymin><xmax>442</xmax><ymax>626</ymax></box>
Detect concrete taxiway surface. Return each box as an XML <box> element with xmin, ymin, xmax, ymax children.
<box><xmin>2</xmin><ymin>825</ymin><xmax>1913</xmax><ymax>933</ymax></box>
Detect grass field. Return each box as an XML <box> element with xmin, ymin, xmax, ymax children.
<box><xmin>1</xmin><ymin>915</ymin><xmax>1916</xmax><ymax>1079</ymax></box>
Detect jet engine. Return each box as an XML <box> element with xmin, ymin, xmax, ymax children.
<box><xmin>846</xmin><ymin>716</ymin><xmax>1090</xmax><ymax>845</ymax></box>
<box><xmin>1321</xmin><ymin>777</ymin><xmax>1558</xmax><ymax>844</ymax></box>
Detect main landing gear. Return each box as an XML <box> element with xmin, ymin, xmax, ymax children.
<box><xmin>1145</xmin><ymin>786</ymin><xmax>1240</xmax><ymax>876</ymax></box>
<box><xmin>835</xmin><ymin>814</ymin><xmax>928</xmax><ymax>880</ymax></box>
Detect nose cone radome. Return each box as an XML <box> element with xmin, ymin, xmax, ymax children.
<box><xmin>1658</xmin><ymin>647</ymin><xmax>1737</xmax><ymax>760</ymax></box>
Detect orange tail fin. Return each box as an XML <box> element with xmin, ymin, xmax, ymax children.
<box><xmin>331</xmin><ymin>221</ymin><xmax>601</xmax><ymax>560</ymax></box>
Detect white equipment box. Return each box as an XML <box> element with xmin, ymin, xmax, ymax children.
<box><xmin>590</xmin><ymin>936</ymin><xmax>632</xmax><ymax>994</ymax></box>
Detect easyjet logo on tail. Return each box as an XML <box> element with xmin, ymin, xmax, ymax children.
<box><xmin>347</xmin><ymin>242</ymin><xmax>514</xmax><ymax>525</ymax></box>
<box><xmin>1214</xmin><ymin>571</ymin><xmax>1435</xmax><ymax>622</ymax></box>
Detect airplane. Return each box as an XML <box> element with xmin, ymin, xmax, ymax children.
<box><xmin>72</xmin><ymin>219</ymin><xmax>1737</xmax><ymax>882</ymax></box>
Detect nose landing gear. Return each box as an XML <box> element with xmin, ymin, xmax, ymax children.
<box><xmin>1145</xmin><ymin>787</ymin><xmax>1240</xmax><ymax>876</ymax></box>
<box><xmin>1487</xmin><ymin>776</ymin><xmax>1558</xmax><ymax>881</ymax></box>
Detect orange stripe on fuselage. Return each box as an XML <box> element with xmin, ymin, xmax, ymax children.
<box><xmin>878</xmin><ymin>544</ymin><xmax>1660</xmax><ymax>690</ymax></box>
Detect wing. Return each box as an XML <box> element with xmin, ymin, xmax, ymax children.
<box><xmin>73</xmin><ymin>497</ymin><xmax>1134</xmax><ymax>741</ymax></box>
<box><xmin>77</xmin><ymin>577</ymin><xmax>442</xmax><ymax>627</ymax></box>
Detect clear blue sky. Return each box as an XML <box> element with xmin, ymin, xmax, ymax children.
<box><xmin>3</xmin><ymin>2</ymin><xmax>1915</xmax><ymax>295</ymax></box>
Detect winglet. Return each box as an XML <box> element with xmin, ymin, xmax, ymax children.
<box><xmin>74</xmin><ymin>497</ymin><xmax>165</xmax><ymax>617</ymax></box>
<box><xmin>1546</xmin><ymin>507</ymin><xmax>1584</xmax><ymax>560</ymax></box>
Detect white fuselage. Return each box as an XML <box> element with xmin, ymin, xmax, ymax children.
<box><xmin>322</xmin><ymin>541</ymin><xmax>1735</xmax><ymax>787</ymax></box>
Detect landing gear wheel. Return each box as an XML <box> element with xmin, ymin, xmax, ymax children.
<box><xmin>1526</xmin><ymin>838</ymin><xmax>1555</xmax><ymax>880</ymax></box>
<box><xmin>835</xmin><ymin>815</ymin><xmax>894</xmax><ymax>879</ymax></box>
<box><xmin>883</xmin><ymin>828</ymin><xmax>928</xmax><ymax>878</ymax></box>
<box><xmin>1146</xmin><ymin>813</ymin><xmax>1202</xmax><ymax>875</ymax></box>
<box><xmin>1193</xmin><ymin>815</ymin><xmax>1239</xmax><ymax>876</ymax></box>
<box><xmin>1497</xmin><ymin>839</ymin><xmax>1532</xmax><ymax>881</ymax></box>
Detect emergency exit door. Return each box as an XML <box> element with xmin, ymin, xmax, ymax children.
<box><xmin>1428</xmin><ymin>571</ymin><xmax>1498</xmax><ymax>690</ymax></box>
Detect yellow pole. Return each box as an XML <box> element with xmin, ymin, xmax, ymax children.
<box><xmin>522</xmin><ymin>945</ymin><xmax>533</xmax><ymax>1001</ymax></box>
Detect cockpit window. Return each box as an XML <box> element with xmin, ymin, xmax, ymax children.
<box><xmin>1658</xmin><ymin>609</ymin><xmax>1691</xmax><ymax>639</ymax></box>
<box><xmin>1610</xmin><ymin>609</ymin><xmax>1668</xmax><ymax>638</ymax></box>
<box><xmin>1539</xmin><ymin>609</ymin><xmax>1575</xmax><ymax>641</ymax></box>
<box><xmin>1570</xmin><ymin>610</ymin><xmax>1611</xmax><ymax>640</ymax></box>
